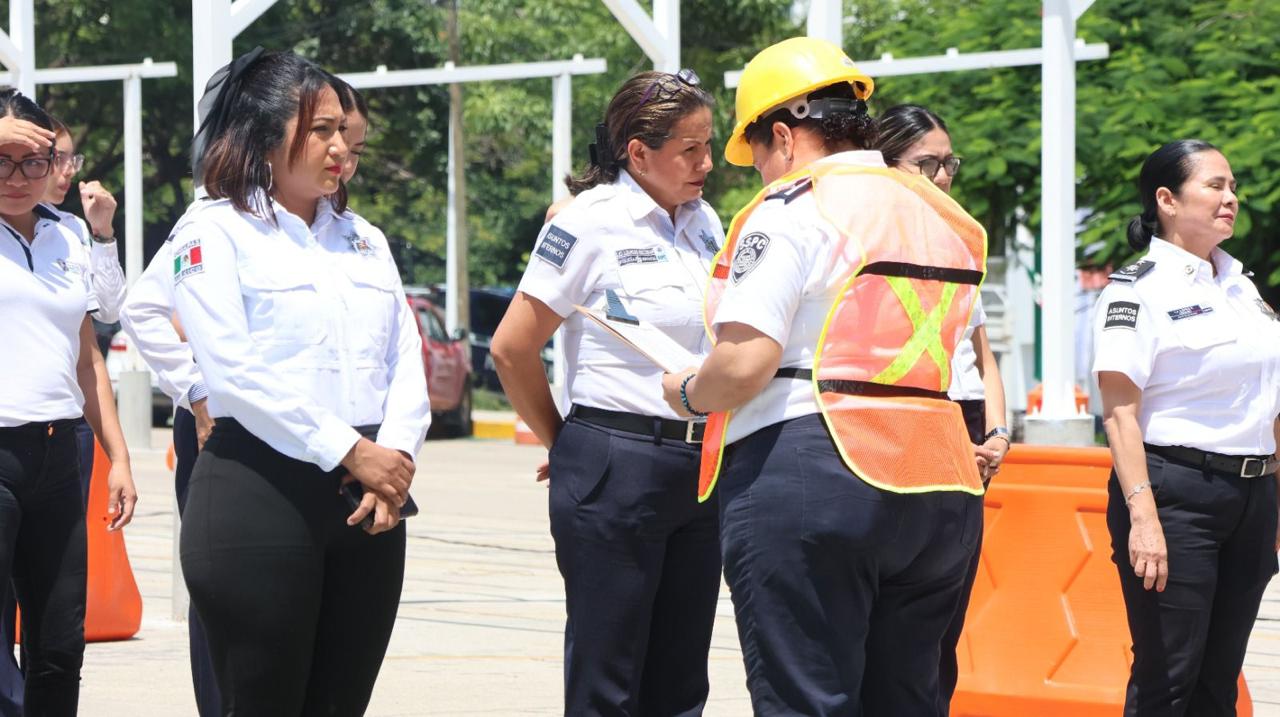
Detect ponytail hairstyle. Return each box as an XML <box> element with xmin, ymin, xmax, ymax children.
<box><xmin>741</xmin><ymin>81</ymin><xmax>877</xmax><ymax>155</ymax></box>
<box><xmin>195</xmin><ymin>50</ymin><xmax>351</xmax><ymax>219</ymax></box>
<box><xmin>566</xmin><ymin>70</ymin><xmax>714</xmax><ymax>195</ymax></box>
<box><xmin>1127</xmin><ymin>139</ymin><xmax>1218</xmax><ymax>252</ymax></box>
<box><xmin>875</xmin><ymin>104</ymin><xmax>948</xmax><ymax>167</ymax></box>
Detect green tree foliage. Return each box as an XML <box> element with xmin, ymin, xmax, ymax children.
<box><xmin>12</xmin><ymin>1</ymin><xmax>1280</xmax><ymax>297</ymax></box>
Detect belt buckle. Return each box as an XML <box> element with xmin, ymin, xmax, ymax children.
<box><xmin>685</xmin><ymin>421</ymin><xmax>702</xmax><ymax>444</ymax></box>
<box><xmin>1240</xmin><ymin>457</ymin><xmax>1266</xmax><ymax>478</ymax></box>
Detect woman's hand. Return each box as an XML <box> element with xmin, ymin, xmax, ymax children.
<box><xmin>105</xmin><ymin>460</ymin><xmax>138</xmax><ymax>531</ymax></box>
<box><xmin>341</xmin><ymin>438</ymin><xmax>414</xmax><ymax>505</ymax></box>
<box><xmin>972</xmin><ymin>443</ymin><xmax>997</xmax><ymax>476</ymax></box>
<box><xmin>536</xmin><ymin>460</ymin><xmax>550</xmax><ymax>484</ymax></box>
<box><xmin>981</xmin><ymin>436</ymin><xmax>1010</xmax><ymax>480</ymax></box>
<box><xmin>343</xmin><ymin>476</ymin><xmax>402</xmax><ymax>535</ymax></box>
<box><xmin>1129</xmin><ymin>510</ymin><xmax>1168</xmax><ymax>591</ymax></box>
<box><xmin>79</xmin><ymin>181</ymin><xmax>118</xmax><ymax>238</ymax></box>
<box><xmin>662</xmin><ymin>368</ymin><xmax>698</xmax><ymax>417</ymax></box>
<box><xmin>0</xmin><ymin>116</ymin><xmax>54</xmax><ymax>153</ymax></box>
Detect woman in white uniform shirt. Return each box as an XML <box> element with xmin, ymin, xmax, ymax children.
<box><xmin>1095</xmin><ymin>140</ymin><xmax>1280</xmax><ymax>715</ymax></box>
<box><xmin>491</xmin><ymin>70</ymin><xmax>723</xmax><ymax>716</ymax></box>
<box><xmin>0</xmin><ymin>89</ymin><xmax>136</xmax><ymax>716</ymax></box>
<box><xmin>170</xmin><ymin>50</ymin><xmax>429</xmax><ymax>714</ymax></box>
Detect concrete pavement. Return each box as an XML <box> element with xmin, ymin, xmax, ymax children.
<box><xmin>77</xmin><ymin>430</ymin><xmax>1280</xmax><ymax>715</ymax></box>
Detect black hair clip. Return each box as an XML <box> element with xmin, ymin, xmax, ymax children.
<box><xmin>588</xmin><ymin>122</ymin><xmax>616</xmax><ymax>170</ymax></box>
<box><xmin>191</xmin><ymin>45</ymin><xmax>266</xmax><ymax>177</ymax></box>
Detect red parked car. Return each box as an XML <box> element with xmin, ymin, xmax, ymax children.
<box><xmin>408</xmin><ymin>295</ymin><xmax>473</xmax><ymax>436</ymax></box>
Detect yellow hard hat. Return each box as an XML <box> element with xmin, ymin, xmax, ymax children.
<box><xmin>725</xmin><ymin>37</ymin><xmax>875</xmax><ymax>167</ymax></box>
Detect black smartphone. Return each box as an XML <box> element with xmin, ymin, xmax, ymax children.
<box><xmin>341</xmin><ymin>482</ymin><xmax>419</xmax><ymax>530</ymax></box>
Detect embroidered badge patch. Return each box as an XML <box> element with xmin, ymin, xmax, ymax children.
<box><xmin>345</xmin><ymin>232</ymin><xmax>374</xmax><ymax>256</ymax></box>
<box><xmin>1167</xmin><ymin>304</ymin><xmax>1214</xmax><ymax>321</ymax></box>
<box><xmin>731</xmin><ymin>233</ymin><xmax>770</xmax><ymax>284</ymax></box>
<box><xmin>615</xmin><ymin>247</ymin><xmax>668</xmax><ymax>267</ymax></box>
<box><xmin>1257</xmin><ymin>298</ymin><xmax>1279</xmax><ymax>321</ymax></box>
<box><xmin>54</xmin><ymin>258</ymin><xmax>86</xmax><ymax>275</ymax></box>
<box><xmin>699</xmin><ymin>229</ymin><xmax>719</xmax><ymax>254</ymax></box>
<box><xmin>173</xmin><ymin>238</ymin><xmax>204</xmax><ymax>284</ymax></box>
<box><xmin>1104</xmin><ymin>301</ymin><xmax>1139</xmax><ymax>330</ymax></box>
<box><xmin>534</xmin><ymin>225</ymin><xmax>578</xmax><ymax>270</ymax></box>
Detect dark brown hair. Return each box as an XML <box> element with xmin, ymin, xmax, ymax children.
<box><xmin>197</xmin><ymin>51</ymin><xmax>351</xmax><ymax>218</ymax></box>
<box><xmin>875</xmin><ymin>104</ymin><xmax>948</xmax><ymax>167</ymax></box>
<box><xmin>743</xmin><ymin>82</ymin><xmax>876</xmax><ymax>154</ymax></box>
<box><xmin>566</xmin><ymin>71</ymin><xmax>714</xmax><ymax>195</ymax></box>
<box><xmin>1127</xmin><ymin>139</ymin><xmax>1219</xmax><ymax>252</ymax></box>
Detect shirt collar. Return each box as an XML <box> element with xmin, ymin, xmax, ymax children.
<box><xmin>1147</xmin><ymin>236</ymin><xmax>1243</xmax><ymax>285</ymax></box>
<box><xmin>615</xmin><ymin>168</ymin><xmax>702</xmax><ymax>229</ymax></box>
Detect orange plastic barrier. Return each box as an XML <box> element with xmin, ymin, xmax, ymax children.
<box><xmin>16</xmin><ymin>440</ymin><xmax>143</xmax><ymax>644</ymax></box>
<box><xmin>514</xmin><ymin>417</ymin><xmax>540</xmax><ymax>446</ymax></box>
<box><xmin>1025</xmin><ymin>384</ymin><xmax>1090</xmax><ymax>414</ymax></box>
<box><xmin>952</xmin><ymin>445</ymin><xmax>1251</xmax><ymax>716</ymax></box>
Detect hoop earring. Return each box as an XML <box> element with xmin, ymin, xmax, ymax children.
<box><xmin>266</xmin><ymin>161</ymin><xmax>275</xmax><ymax>192</ymax></box>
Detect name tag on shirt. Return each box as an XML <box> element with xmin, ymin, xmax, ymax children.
<box><xmin>1167</xmin><ymin>304</ymin><xmax>1214</xmax><ymax>321</ymax></box>
<box><xmin>615</xmin><ymin>247</ymin><xmax>668</xmax><ymax>266</ymax></box>
<box><xmin>1104</xmin><ymin>301</ymin><xmax>1139</xmax><ymax>330</ymax></box>
<box><xmin>535</xmin><ymin>225</ymin><xmax>578</xmax><ymax>269</ymax></box>
<box><xmin>54</xmin><ymin>258</ymin><xmax>86</xmax><ymax>275</ymax></box>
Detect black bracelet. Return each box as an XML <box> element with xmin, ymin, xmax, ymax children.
<box><xmin>680</xmin><ymin>374</ymin><xmax>708</xmax><ymax>417</ymax></box>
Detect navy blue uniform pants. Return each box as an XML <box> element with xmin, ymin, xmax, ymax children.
<box><xmin>1107</xmin><ymin>453</ymin><xmax>1278</xmax><ymax>716</ymax></box>
<box><xmin>0</xmin><ymin>420</ymin><xmax>87</xmax><ymax>717</ymax></box>
<box><xmin>181</xmin><ymin>420</ymin><xmax>405</xmax><ymax>716</ymax></box>
<box><xmin>719</xmin><ymin>414</ymin><xmax>981</xmax><ymax>717</ymax></box>
<box><xmin>937</xmin><ymin>399</ymin><xmax>986</xmax><ymax>713</ymax></box>
<box><xmin>173</xmin><ymin>407</ymin><xmax>222</xmax><ymax>717</ymax></box>
<box><xmin>549</xmin><ymin>417</ymin><xmax>721</xmax><ymax>717</ymax></box>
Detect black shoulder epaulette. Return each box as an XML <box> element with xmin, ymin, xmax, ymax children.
<box><xmin>1109</xmin><ymin>259</ymin><xmax>1155</xmax><ymax>283</ymax></box>
<box><xmin>766</xmin><ymin>177</ymin><xmax>813</xmax><ymax>204</ymax></box>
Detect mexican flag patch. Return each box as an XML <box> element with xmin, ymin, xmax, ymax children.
<box><xmin>173</xmin><ymin>238</ymin><xmax>204</xmax><ymax>284</ymax></box>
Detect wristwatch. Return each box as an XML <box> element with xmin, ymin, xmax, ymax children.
<box><xmin>984</xmin><ymin>426</ymin><xmax>1011</xmax><ymax>443</ymax></box>
<box><xmin>90</xmin><ymin>231</ymin><xmax>115</xmax><ymax>244</ymax></box>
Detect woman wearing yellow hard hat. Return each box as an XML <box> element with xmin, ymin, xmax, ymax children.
<box><xmin>662</xmin><ymin>36</ymin><xmax>990</xmax><ymax>714</ymax></box>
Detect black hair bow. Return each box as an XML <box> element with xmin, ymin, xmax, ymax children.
<box><xmin>191</xmin><ymin>45</ymin><xmax>266</xmax><ymax>180</ymax></box>
<box><xmin>588</xmin><ymin>122</ymin><xmax>617</xmax><ymax>171</ymax></box>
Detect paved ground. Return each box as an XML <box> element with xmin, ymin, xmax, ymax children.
<box><xmin>76</xmin><ymin>430</ymin><xmax>1280</xmax><ymax>715</ymax></box>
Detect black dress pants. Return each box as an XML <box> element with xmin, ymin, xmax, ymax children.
<box><xmin>173</xmin><ymin>407</ymin><xmax>222</xmax><ymax>717</ymax></box>
<box><xmin>549</xmin><ymin>416</ymin><xmax>721</xmax><ymax>717</ymax></box>
<box><xmin>1107</xmin><ymin>452</ymin><xmax>1278</xmax><ymax>716</ymax></box>
<box><xmin>719</xmin><ymin>414</ymin><xmax>981</xmax><ymax>717</ymax></box>
<box><xmin>181</xmin><ymin>419</ymin><xmax>406</xmax><ymax>717</ymax></box>
<box><xmin>0</xmin><ymin>420</ymin><xmax>87</xmax><ymax>717</ymax></box>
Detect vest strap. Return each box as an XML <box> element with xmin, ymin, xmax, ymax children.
<box><xmin>858</xmin><ymin>261</ymin><xmax>984</xmax><ymax>285</ymax></box>
<box><xmin>774</xmin><ymin>368</ymin><xmax>951</xmax><ymax>401</ymax></box>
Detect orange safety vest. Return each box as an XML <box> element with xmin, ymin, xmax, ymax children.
<box><xmin>698</xmin><ymin>159</ymin><xmax>988</xmax><ymax>501</ymax></box>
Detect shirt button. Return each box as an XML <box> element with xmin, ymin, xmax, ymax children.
<box><xmin>1184</xmin><ymin>265</ymin><xmax>1194</xmax><ymax>275</ymax></box>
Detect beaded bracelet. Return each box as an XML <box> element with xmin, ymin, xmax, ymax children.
<box><xmin>680</xmin><ymin>374</ymin><xmax>708</xmax><ymax>417</ymax></box>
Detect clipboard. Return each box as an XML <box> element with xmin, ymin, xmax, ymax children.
<box><xmin>573</xmin><ymin>304</ymin><xmax>698</xmax><ymax>374</ymax></box>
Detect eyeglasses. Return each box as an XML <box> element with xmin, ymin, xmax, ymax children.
<box><xmin>622</xmin><ymin>69</ymin><xmax>701</xmax><ymax>137</ymax></box>
<box><xmin>912</xmin><ymin>155</ymin><xmax>962</xmax><ymax>178</ymax></box>
<box><xmin>0</xmin><ymin>155</ymin><xmax>54</xmax><ymax>180</ymax></box>
<box><xmin>55</xmin><ymin>151</ymin><xmax>85</xmax><ymax>175</ymax></box>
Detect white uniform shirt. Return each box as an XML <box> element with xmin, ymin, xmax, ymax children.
<box><xmin>171</xmin><ymin>196</ymin><xmax>431</xmax><ymax>470</ymax></box>
<box><xmin>39</xmin><ymin>205</ymin><xmax>127</xmax><ymax>323</ymax></box>
<box><xmin>1092</xmin><ymin>237</ymin><xmax>1280</xmax><ymax>455</ymax></box>
<box><xmin>516</xmin><ymin>169</ymin><xmax>723</xmax><ymax>419</ymax></box>
<box><xmin>713</xmin><ymin>151</ymin><xmax>893</xmax><ymax>444</ymax></box>
<box><xmin>947</xmin><ymin>298</ymin><xmax>987</xmax><ymax>401</ymax></box>
<box><xmin>121</xmin><ymin>234</ymin><xmax>206</xmax><ymax>409</ymax></box>
<box><xmin>0</xmin><ymin>207</ymin><xmax>98</xmax><ymax>426</ymax></box>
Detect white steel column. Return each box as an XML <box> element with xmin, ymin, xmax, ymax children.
<box><xmin>551</xmin><ymin>72</ymin><xmax>572</xmax><ymax>202</ymax></box>
<box><xmin>123</xmin><ymin>75</ymin><xmax>144</xmax><ymax>285</ymax></box>
<box><xmin>600</xmin><ymin>0</ymin><xmax>677</xmax><ymax>72</ymax></box>
<box><xmin>806</xmin><ymin>0</ymin><xmax>843</xmax><ymax>46</ymax></box>
<box><xmin>8</xmin><ymin>0</ymin><xmax>34</xmax><ymax>97</ymax></box>
<box><xmin>445</xmin><ymin>115</ymin><xmax>462</xmax><ymax>336</ymax></box>
<box><xmin>192</xmin><ymin>0</ymin><xmax>233</xmax><ymax>127</ymax></box>
<box><xmin>653</xmin><ymin>0</ymin><xmax>680</xmax><ymax>73</ymax></box>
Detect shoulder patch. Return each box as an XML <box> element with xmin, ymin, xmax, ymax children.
<box><xmin>534</xmin><ymin>225</ymin><xmax>578</xmax><ymax>270</ymax></box>
<box><xmin>766</xmin><ymin>177</ymin><xmax>813</xmax><ymax>204</ymax></box>
<box><xmin>1256</xmin><ymin>298</ymin><xmax>1278</xmax><ymax>322</ymax></box>
<box><xmin>1103</xmin><ymin>300</ymin><xmax>1139</xmax><ymax>330</ymax></box>
<box><xmin>173</xmin><ymin>237</ymin><xmax>204</xmax><ymax>284</ymax></box>
<box><xmin>731</xmin><ymin>233</ymin><xmax>770</xmax><ymax>284</ymax></box>
<box><xmin>1109</xmin><ymin>259</ymin><xmax>1155</xmax><ymax>283</ymax></box>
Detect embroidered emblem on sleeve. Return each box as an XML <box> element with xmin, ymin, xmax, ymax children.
<box><xmin>1104</xmin><ymin>301</ymin><xmax>1139</xmax><ymax>330</ymax></box>
<box><xmin>730</xmin><ymin>233</ymin><xmax>770</xmax><ymax>284</ymax></box>
<box><xmin>534</xmin><ymin>225</ymin><xmax>578</xmax><ymax>270</ymax></box>
<box><xmin>173</xmin><ymin>238</ymin><xmax>204</xmax><ymax>284</ymax></box>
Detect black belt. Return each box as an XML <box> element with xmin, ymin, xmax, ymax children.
<box><xmin>1144</xmin><ymin>443</ymin><xmax>1278</xmax><ymax>479</ymax></box>
<box><xmin>774</xmin><ymin>368</ymin><xmax>949</xmax><ymax>401</ymax></box>
<box><xmin>569</xmin><ymin>405</ymin><xmax>704</xmax><ymax>444</ymax></box>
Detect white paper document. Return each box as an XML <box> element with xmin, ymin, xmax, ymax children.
<box><xmin>573</xmin><ymin>305</ymin><xmax>699</xmax><ymax>374</ymax></box>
